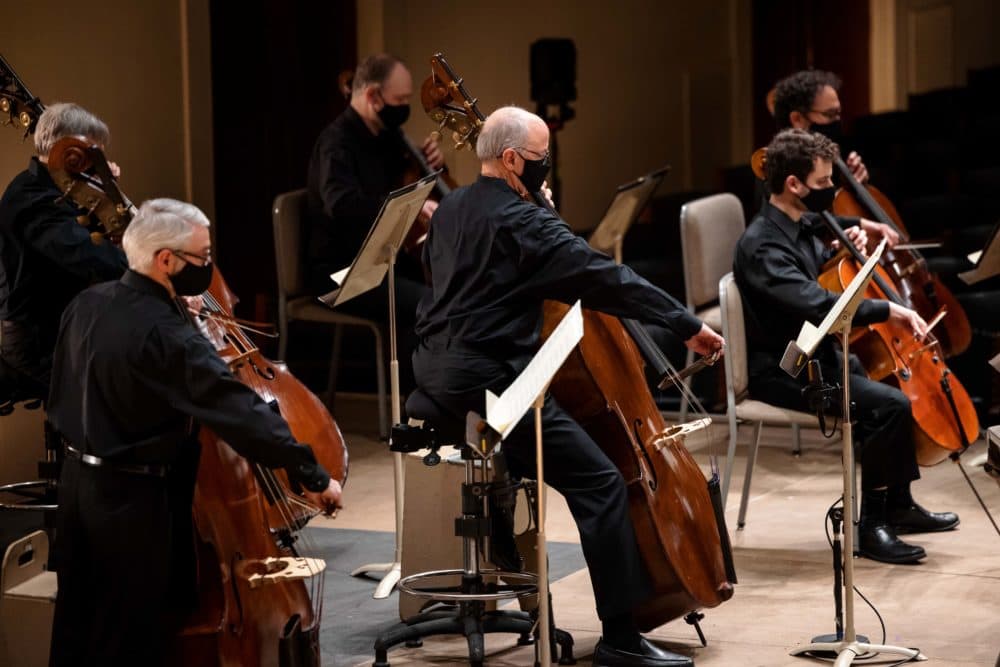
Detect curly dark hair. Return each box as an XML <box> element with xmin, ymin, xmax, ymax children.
<box><xmin>772</xmin><ymin>69</ymin><xmax>841</xmax><ymax>129</ymax></box>
<box><xmin>352</xmin><ymin>53</ymin><xmax>406</xmax><ymax>93</ymax></box>
<box><xmin>765</xmin><ymin>128</ymin><xmax>840</xmax><ymax>194</ymax></box>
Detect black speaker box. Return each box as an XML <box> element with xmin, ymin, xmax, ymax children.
<box><xmin>530</xmin><ymin>39</ymin><xmax>576</xmax><ymax>105</ymax></box>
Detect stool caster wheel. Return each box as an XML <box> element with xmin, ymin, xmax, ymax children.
<box><xmin>404</xmin><ymin>638</ymin><xmax>423</xmax><ymax>648</ymax></box>
<box><xmin>517</xmin><ymin>632</ymin><xmax>534</xmax><ymax>646</ymax></box>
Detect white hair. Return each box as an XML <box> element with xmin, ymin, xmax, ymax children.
<box><xmin>33</xmin><ymin>102</ymin><xmax>110</xmax><ymax>157</ymax></box>
<box><xmin>122</xmin><ymin>198</ymin><xmax>210</xmax><ymax>272</ymax></box>
<box><xmin>475</xmin><ymin>106</ymin><xmax>544</xmax><ymax>161</ymax></box>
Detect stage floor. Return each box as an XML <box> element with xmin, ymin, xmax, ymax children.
<box><xmin>318</xmin><ymin>394</ymin><xmax>1000</xmax><ymax>667</ymax></box>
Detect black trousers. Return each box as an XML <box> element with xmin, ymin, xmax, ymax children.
<box><xmin>0</xmin><ymin>319</ymin><xmax>52</xmax><ymax>399</ymax></box>
<box><xmin>413</xmin><ymin>343</ymin><xmax>652</xmax><ymax>620</ymax></box>
<box><xmin>49</xmin><ymin>458</ymin><xmax>173</xmax><ymax>667</ymax></box>
<box><xmin>749</xmin><ymin>352</ymin><xmax>920</xmax><ymax>491</ymax></box>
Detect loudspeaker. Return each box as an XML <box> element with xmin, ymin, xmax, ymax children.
<box><xmin>530</xmin><ymin>39</ymin><xmax>576</xmax><ymax>105</ymax></box>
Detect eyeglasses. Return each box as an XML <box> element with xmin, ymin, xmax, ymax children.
<box><xmin>171</xmin><ymin>249</ymin><xmax>212</xmax><ymax>265</ymax></box>
<box><xmin>500</xmin><ymin>146</ymin><xmax>551</xmax><ymax>164</ymax></box>
<box><xmin>809</xmin><ymin>107</ymin><xmax>841</xmax><ymax>121</ymax></box>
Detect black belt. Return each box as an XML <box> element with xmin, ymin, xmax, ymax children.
<box><xmin>64</xmin><ymin>445</ymin><xmax>168</xmax><ymax>478</ymax></box>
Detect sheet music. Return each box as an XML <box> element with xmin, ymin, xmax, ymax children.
<box><xmin>319</xmin><ymin>174</ymin><xmax>436</xmax><ymax>307</ymax></box>
<box><xmin>797</xmin><ymin>240</ymin><xmax>886</xmax><ymax>355</ymax></box>
<box><xmin>486</xmin><ymin>301</ymin><xmax>584</xmax><ymax>439</ymax></box>
<box><xmin>587</xmin><ymin>168</ymin><xmax>668</xmax><ymax>255</ymax></box>
<box><xmin>991</xmin><ymin>352</ymin><xmax>1000</xmax><ymax>374</ymax></box>
<box><xmin>781</xmin><ymin>241</ymin><xmax>887</xmax><ymax>378</ymax></box>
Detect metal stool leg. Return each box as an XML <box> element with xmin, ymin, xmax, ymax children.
<box><xmin>737</xmin><ymin>421</ymin><xmax>763</xmax><ymax>529</ymax></box>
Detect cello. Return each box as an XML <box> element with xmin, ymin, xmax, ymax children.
<box><xmin>47</xmin><ymin>136</ymin><xmax>348</xmax><ymax>666</ymax></box>
<box><xmin>830</xmin><ymin>155</ymin><xmax>973</xmax><ymax>358</ymax></box>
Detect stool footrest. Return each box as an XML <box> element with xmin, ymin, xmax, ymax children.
<box><xmin>398</xmin><ymin>568</ymin><xmax>538</xmax><ymax>602</ymax></box>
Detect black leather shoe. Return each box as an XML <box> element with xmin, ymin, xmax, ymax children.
<box><xmin>593</xmin><ymin>638</ymin><xmax>694</xmax><ymax>666</ymax></box>
<box><xmin>888</xmin><ymin>502</ymin><xmax>959</xmax><ymax>534</ymax></box>
<box><xmin>858</xmin><ymin>522</ymin><xmax>926</xmax><ymax>564</ymax></box>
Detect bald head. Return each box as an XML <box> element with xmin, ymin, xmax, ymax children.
<box><xmin>476</xmin><ymin>106</ymin><xmax>548</xmax><ymax>161</ymax></box>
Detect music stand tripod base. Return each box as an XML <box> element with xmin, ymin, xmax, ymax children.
<box><xmin>790</xmin><ymin>640</ymin><xmax>925</xmax><ymax>665</ymax></box>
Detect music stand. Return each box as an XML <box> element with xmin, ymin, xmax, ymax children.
<box><xmin>587</xmin><ymin>166</ymin><xmax>670</xmax><ymax>263</ymax></box>
<box><xmin>959</xmin><ymin>222</ymin><xmax>1000</xmax><ymax>371</ymax></box>
<box><xmin>319</xmin><ymin>172</ymin><xmax>438</xmax><ymax>599</ymax></box>
<box><xmin>478</xmin><ymin>301</ymin><xmax>585</xmax><ymax>666</ymax></box>
<box><xmin>781</xmin><ymin>240</ymin><xmax>926</xmax><ymax>666</ymax></box>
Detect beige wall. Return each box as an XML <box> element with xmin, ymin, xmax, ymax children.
<box><xmin>0</xmin><ymin>0</ymin><xmax>214</xmax><ymax>220</ymax></box>
<box><xmin>0</xmin><ymin>0</ymin><xmax>212</xmax><ymax>470</ymax></box>
<box><xmin>871</xmin><ymin>0</ymin><xmax>1000</xmax><ymax>111</ymax></box>
<box><xmin>362</xmin><ymin>0</ymin><xmax>752</xmax><ymax>230</ymax></box>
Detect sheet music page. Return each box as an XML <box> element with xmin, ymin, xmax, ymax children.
<box><xmin>319</xmin><ymin>176</ymin><xmax>436</xmax><ymax>307</ymax></box>
<box><xmin>959</xmin><ymin>222</ymin><xmax>1000</xmax><ymax>284</ymax></box>
<box><xmin>991</xmin><ymin>352</ymin><xmax>1000</xmax><ymax>374</ymax></box>
<box><xmin>487</xmin><ymin>301</ymin><xmax>584</xmax><ymax>439</ymax></box>
<box><xmin>794</xmin><ymin>240</ymin><xmax>886</xmax><ymax>355</ymax></box>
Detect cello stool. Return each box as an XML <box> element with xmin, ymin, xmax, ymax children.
<box><xmin>373</xmin><ymin>389</ymin><xmax>575</xmax><ymax>667</ymax></box>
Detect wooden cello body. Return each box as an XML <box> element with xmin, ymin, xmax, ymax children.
<box><xmin>542</xmin><ymin>302</ymin><xmax>734</xmax><ymax>631</ymax></box>
<box><xmin>818</xmin><ymin>254</ymin><xmax>979</xmax><ymax>466</ymax></box>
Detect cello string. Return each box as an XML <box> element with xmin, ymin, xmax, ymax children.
<box><xmin>201</xmin><ymin>289</ymin><xmax>329</xmax><ymax>614</ymax></box>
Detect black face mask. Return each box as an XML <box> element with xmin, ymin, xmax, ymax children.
<box><xmin>171</xmin><ymin>260</ymin><xmax>214</xmax><ymax>296</ymax></box>
<box><xmin>799</xmin><ymin>184</ymin><xmax>837</xmax><ymax>213</ymax></box>
<box><xmin>377</xmin><ymin>93</ymin><xmax>410</xmax><ymax>129</ymax></box>
<box><xmin>811</xmin><ymin>120</ymin><xmax>843</xmax><ymax>145</ymax></box>
<box><xmin>518</xmin><ymin>153</ymin><xmax>551</xmax><ymax>193</ymax></box>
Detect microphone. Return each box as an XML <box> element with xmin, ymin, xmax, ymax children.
<box><xmin>780</xmin><ymin>340</ymin><xmax>809</xmax><ymax>378</ymax></box>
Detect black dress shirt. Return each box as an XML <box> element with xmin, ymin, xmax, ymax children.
<box><xmin>47</xmin><ymin>270</ymin><xmax>330</xmax><ymax>491</ymax></box>
<box><xmin>0</xmin><ymin>157</ymin><xmax>126</xmax><ymax>335</ymax></box>
<box><xmin>415</xmin><ymin>175</ymin><xmax>702</xmax><ymax>362</ymax></box>
<box><xmin>733</xmin><ymin>201</ymin><xmax>890</xmax><ymax>376</ymax></box>
<box><xmin>304</xmin><ymin>106</ymin><xmax>411</xmax><ymax>292</ymax></box>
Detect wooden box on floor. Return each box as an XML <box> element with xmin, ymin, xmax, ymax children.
<box><xmin>400</xmin><ymin>447</ymin><xmax>540</xmax><ymax>620</ymax></box>
<box><xmin>1</xmin><ymin>530</ymin><xmax>57</xmax><ymax>667</ymax></box>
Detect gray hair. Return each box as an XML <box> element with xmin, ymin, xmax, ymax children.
<box><xmin>33</xmin><ymin>102</ymin><xmax>110</xmax><ymax>157</ymax></box>
<box><xmin>475</xmin><ymin>106</ymin><xmax>542</xmax><ymax>161</ymax></box>
<box><xmin>122</xmin><ymin>198</ymin><xmax>210</xmax><ymax>272</ymax></box>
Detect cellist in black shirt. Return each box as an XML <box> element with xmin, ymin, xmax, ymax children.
<box><xmin>47</xmin><ymin>198</ymin><xmax>341</xmax><ymax>666</ymax></box>
<box><xmin>414</xmin><ymin>106</ymin><xmax>724</xmax><ymax>667</ymax></box>
<box><xmin>0</xmin><ymin>103</ymin><xmax>127</xmax><ymax>397</ymax></box>
<box><xmin>733</xmin><ymin>129</ymin><xmax>958</xmax><ymax>565</ymax></box>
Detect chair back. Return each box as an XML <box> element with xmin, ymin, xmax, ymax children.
<box><xmin>680</xmin><ymin>193</ymin><xmax>746</xmax><ymax>309</ymax></box>
<box><xmin>272</xmin><ymin>189</ymin><xmax>308</xmax><ymax>299</ymax></box>
<box><xmin>719</xmin><ymin>272</ymin><xmax>750</xmax><ymax>403</ymax></box>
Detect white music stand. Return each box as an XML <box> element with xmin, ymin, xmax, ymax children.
<box><xmin>587</xmin><ymin>166</ymin><xmax>669</xmax><ymax>263</ymax></box>
<box><xmin>782</xmin><ymin>240</ymin><xmax>926</xmax><ymax>666</ymax></box>
<box><xmin>478</xmin><ymin>301</ymin><xmax>584</xmax><ymax>666</ymax></box>
<box><xmin>319</xmin><ymin>172</ymin><xmax>438</xmax><ymax>599</ymax></box>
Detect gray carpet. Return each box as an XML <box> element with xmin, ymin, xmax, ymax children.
<box><xmin>306</xmin><ymin>527</ymin><xmax>585</xmax><ymax>667</ymax></box>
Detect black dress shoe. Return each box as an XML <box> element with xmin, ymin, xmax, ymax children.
<box><xmin>593</xmin><ymin>638</ymin><xmax>694</xmax><ymax>666</ymax></box>
<box><xmin>858</xmin><ymin>522</ymin><xmax>926</xmax><ymax>564</ymax></box>
<box><xmin>888</xmin><ymin>502</ymin><xmax>959</xmax><ymax>534</ymax></box>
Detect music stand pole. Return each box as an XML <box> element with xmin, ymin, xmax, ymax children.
<box><xmin>336</xmin><ymin>174</ymin><xmax>438</xmax><ymax>598</ymax></box>
<box><xmin>790</xmin><ymin>317</ymin><xmax>925</xmax><ymax>665</ymax></box>
<box><xmin>533</xmin><ymin>393</ymin><xmax>551</xmax><ymax>666</ymax></box>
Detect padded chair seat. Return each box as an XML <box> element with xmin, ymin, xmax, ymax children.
<box><xmin>286</xmin><ymin>296</ymin><xmax>380</xmax><ymax>327</ymax></box>
<box><xmin>694</xmin><ymin>304</ymin><xmax>722</xmax><ymax>332</ymax></box>
<box><xmin>406</xmin><ymin>389</ymin><xmax>466</xmax><ymax>445</ymax></box>
<box><xmin>734</xmin><ymin>399</ymin><xmax>818</xmax><ymax>426</ymax></box>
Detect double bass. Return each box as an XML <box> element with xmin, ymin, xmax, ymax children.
<box><xmin>423</xmin><ymin>53</ymin><xmax>736</xmax><ymax>631</ymax></box>
<box><xmin>41</xmin><ymin>135</ymin><xmax>348</xmax><ymax>666</ymax></box>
